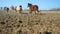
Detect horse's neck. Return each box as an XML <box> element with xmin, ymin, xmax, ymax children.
<box><xmin>29</xmin><ymin>5</ymin><xmax>33</xmax><ymax>8</ymax></box>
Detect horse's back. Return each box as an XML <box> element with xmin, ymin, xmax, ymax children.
<box><xmin>16</xmin><ymin>6</ymin><xmax>20</xmax><ymax>10</ymax></box>
<box><xmin>34</xmin><ymin>5</ymin><xmax>38</xmax><ymax>9</ymax></box>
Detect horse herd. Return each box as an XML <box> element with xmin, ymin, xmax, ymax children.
<box><xmin>4</xmin><ymin>3</ymin><xmax>39</xmax><ymax>14</ymax></box>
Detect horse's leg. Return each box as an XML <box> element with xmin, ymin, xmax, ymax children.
<box><xmin>18</xmin><ymin>10</ymin><xmax>20</xmax><ymax>13</ymax></box>
<box><xmin>33</xmin><ymin>10</ymin><xmax>36</xmax><ymax>14</ymax></box>
<box><xmin>15</xmin><ymin>10</ymin><xmax>17</xmax><ymax>12</ymax></box>
<box><xmin>7</xmin><ymin>10</ymin><xmax>8</xmax><ymax>13</ymax></box>
<box><xmin>29</xmin><ymin>10</ymin><xmax>32</xmax><ymax>13</ymax></box>
<box><xmin>34</xmin><ymin>10</ymin><xmax>39</xmax><ymax>14</ymax></box>
<box><xmin>36</xmin><ymin>10</ymin><xmax>38</xmax><ymax>13</ymax></box>
<box><xmin>37</xmin><ymin>9</ymin><xmax>39</xmax><ymax>12</ymax></box>
<box><xmin>19</xmin><ymin>10</ymin><xmax>22</xmax><ymax>13</ymax></box>
<box><xmin>16</xmin><ymin>10</ymin><xmax>18</xmax><ymax>13</ymax></box>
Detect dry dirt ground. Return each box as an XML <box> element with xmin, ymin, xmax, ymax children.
<box><xmin>0</xmin><ymin>10</ymin><xmax>60</xmax><ymax>34</ymax></box>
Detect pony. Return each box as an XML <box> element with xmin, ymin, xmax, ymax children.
<box><xmin>15</xmin><ymin>5</ymin><xmax>22</xmax><ymax>13</ymax></box>
<box><xmin>28</xmin><ymin>3</ymin><xmax>39</xmax><ymax>14</ymax></box>
<box><xmin>6</xmin><ymin>7</ymin><xmax>9</xmax><ymax>12</ymax></box>
<box><xmin>10</xmin><ymin>6</ymin><xmax>15</xmax><ymax>10</ymax></box>
<box><xmin>4</xmin><ymin>7</ymin><xmax>9</xmax><ymax>12</ymax></box>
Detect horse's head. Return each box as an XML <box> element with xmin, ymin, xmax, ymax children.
<box><xmin>28</xmin><ymin>3</ymin><xmax>32</xmax><ymax>7</ymax></box>
<box><xmin>19</xmin><ymin>5</ymin><xmax>22</xmax><ymax>7</ymax></box>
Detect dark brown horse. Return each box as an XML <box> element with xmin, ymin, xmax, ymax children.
<box><xmin>6</xmin><ymin>7</ymin><xmax>9</xmax><ymax>12</ymax></box>
<box><xmin>28</xmin><ymin>3</ymin><xmax>39</xmax><ymax>13</ymax></box>
<box><xmin>4</xmin><ymin>7</ymin><xmax>9</xmax><ymax>12</ymax></box>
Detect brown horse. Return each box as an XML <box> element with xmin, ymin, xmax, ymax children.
<box><xmin>28</xmin><ymin>3</ymin><xmax>39</xmax><ymax>13</ymax></box>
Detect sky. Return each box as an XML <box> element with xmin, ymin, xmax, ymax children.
<box><xmin>0</xmin><ymin>0</ymin><xmax>60</xmax><ymax>10</ymax></box>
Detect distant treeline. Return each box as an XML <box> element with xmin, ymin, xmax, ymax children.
<box><xmin>49</xmin><ymin>8</ymin><xmax>60</xmax><ymax>11</ymax></box>
<box><xmin>24</xmin><ymin>8</ymin><xmax>60</xmax><ymax>11</ymax></box>
<box><xmin>0</xmin><ymin>7</ymin><xmax>60</xmax><ymax>11</ymax></box>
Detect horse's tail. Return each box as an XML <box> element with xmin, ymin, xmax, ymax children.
<box><xmin>37</xmin><ymin>10</ymin><xmax>39</xmax><ymax>12</ymax></box>
<box><xmin>36</xmin><ymin>6</ymin><xmax>39</xmax><ymax>12</ymax></box>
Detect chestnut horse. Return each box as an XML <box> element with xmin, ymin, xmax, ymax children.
<box><xmin>28</xmin><ymin>3</ymin><xmax>39</xmax><ymax>13</ymax></box>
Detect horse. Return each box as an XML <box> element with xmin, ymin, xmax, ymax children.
<box><xmin>15</xmin><ymin>5</ymin><xmax>22</xmax><ymax>13</ymax></box>
<box><xmin>10</xmin><ymin>6</ymin><xmax>15</xmax><ymax>10</ymax></box>
<box><xmin>6</xmin><ymin>7</ymin><xmax>9</xmax><ymax>12</ymax></box>
<box><xmin>4</xmin><ymin>7</ymin><xmax>9</xmax><ymax>12</ymax></box>
<box><xmin>28</xmin><ymin>3</ymin><xmax>39</xmax><ymax>14</ymax></box>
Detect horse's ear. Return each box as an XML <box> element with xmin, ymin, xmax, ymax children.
<box><xmin>28</xmin><ymin>3</ymin><xmax>30</xmax><ymax>4</ymax></box>
<box><xmin>28</xmin><ymin>3</ymin><xmax>31</xmax><ymax>5</ymax></box>
<box><xmin>19</xmin><ymin>5</ymin><xmax>22</xmax><ymax>7</ymax></box>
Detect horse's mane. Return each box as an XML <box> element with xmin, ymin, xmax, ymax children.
<box><xmin>28</xmin><ymin>3</ymin><xmax>32</xmax><ymax>5</ymax></box>
<box><xmin>19</xmin><ymin>5</ymin><xmax>22</xmax><ymax>7</ymax></box>
<box><xmin>28</xmin><ymin>3</ymin><xmax>32</xmax><ymax>7</ymax></box>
